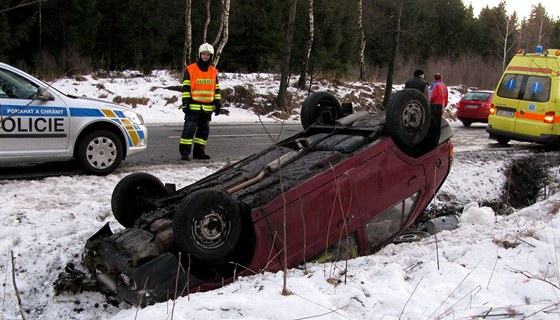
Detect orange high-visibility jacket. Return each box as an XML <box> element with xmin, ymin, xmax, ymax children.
<box><xmin>187</xmin><ymin>64</ymin><xmax>218</xmax><ymax>104</ymax></box>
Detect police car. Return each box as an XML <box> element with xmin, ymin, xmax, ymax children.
<box><xmin>0</xmin><ymin>62</ymin><xmax>148</xmax><ymax>175</ymax></box>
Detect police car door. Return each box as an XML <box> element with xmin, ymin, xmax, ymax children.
<box><xmin>0</xmin><ymin>67</ymin><xmax>69</xmax><ymax>158</ymax></box>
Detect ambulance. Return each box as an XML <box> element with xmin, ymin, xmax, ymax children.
<box><xmin>0</xmin><ymin>62</ymin><xmax>148</xmax><ymax>175</ymax></box>
<box><xmin>486</xmin><ymin>45</ymin><xmax>560</xmax><ymax>147</ymax></box>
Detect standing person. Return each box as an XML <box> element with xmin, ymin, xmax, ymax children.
<box><xmin>404</xmin><ymin>69</ymin><xmax>429</xmax><ymax>99</ymax></box>
<box><xmin>429</xmin><ymin>73</ymin><xmax>448</xmax><ymax>108</ymax></box>
<box><xmin>179</xmin><ymin>43</ymin><xmax>222</xmax><ymax>160</ymax></box>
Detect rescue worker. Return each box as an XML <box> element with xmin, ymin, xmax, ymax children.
<box><xmin>429</xmin><ymin>73</ymin><xmax>448</xmax><ymax>108</ymax></box>
<box><xmin>404</xmin><ymin>69</ymin><xmax>429</xmax><ymax>99</ymax></box>
<box><xmin>179</xmin><ymin>43</ymin><xmax>222</xmax><ymax>160</ymax></box>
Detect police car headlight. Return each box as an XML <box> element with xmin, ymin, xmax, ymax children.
<box><xmin>123</xmin><ymin>110</ymin><xmax>144</xmax><ymax>125</ymax></box>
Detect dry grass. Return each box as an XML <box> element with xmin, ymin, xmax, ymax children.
<box><xmin>112</xmin><ymin>96</ymin><xmax>150</xmax><ymax>108</ymax></box>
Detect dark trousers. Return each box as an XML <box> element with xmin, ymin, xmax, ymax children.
<box><xmin>180</xmin><ymin>112</ymin><xmax>211</xmax><ymax>155</ymax></box>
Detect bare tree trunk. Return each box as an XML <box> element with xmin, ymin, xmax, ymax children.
<box><xmin>39</xmin><ymin>0</ymin><xmax>42</xmax><ymax>50</ymax></box>
<box><xmin>275</xmin><ymin>0</ymin><xmax>298</xmax><ymax>295</ymax></box>
<box><xmin>382</xmin><ymin>0</ymin><xmax>403</xmax><ymax>108</ymax></box>
<box><xmin>277</xmin><ymin>0</ymin><xmax>298</xmax><ymax>112</ymax></box>
<box><xmin>538</xmin><ymin>18</ymin><xmax>544</xmax><ymax>44</ymax></box>
<box><xmin>358</xmin><ymin>0</ymin><xmax>367</xmax><ymax>81</ymax></box>
<box><xmin>213</xmin><ymin>0</ymin><xmax>230</xmax><ymax>67</ymax></box>
<box><xmin>183</xmin><ymin>0</ymin><xmax>192</xmax><ymax>67</ymax></box>
<box><xmin>497</xmin><ymin>14</ymin><xmax>516</xmax><ymax>71</ymax></box>
<box><xmin>202</xmin><ymin>0</ymin><xmax>211</xmax><ymax>42</ymax></box>
<box><xmin>297</xmin><ymin>0</ymin><xmax>314</xmax><ymax>90</ymax></box>
<box><xmin>212</xmin><ymin>0</ymin><xmax>226</xmax><ymax>47</ymax></box>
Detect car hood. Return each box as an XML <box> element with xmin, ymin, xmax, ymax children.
<box><xmin>63</xmin><ymin>94</ymin><xmax>134</xmax><ymax>112</ymax></box>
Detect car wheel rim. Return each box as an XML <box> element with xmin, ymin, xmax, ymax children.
<box><xmin>317</xmin><ymin>105</ymin><xmax>335</xmax><ymax>124</ymax></box>
<box><xmin>401</xmin><ymin>101</ymin><xmax>424</xmax><ymax>129</ymax></box>
<box><xmin>192</xmin><ymin>208</ymin><xmax>230</xmax><ymax>249</ymax></box>
<box><xmin>86</xmin><ymin>136</ymin><xmax>117</xmax><ymax>169</ymax></box>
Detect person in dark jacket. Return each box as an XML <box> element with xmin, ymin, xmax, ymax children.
<box><xmin>179</xmin><ymin>43</ymin><xmax>222</xmax><ymax>160</ymax></box>
<box><xmin>404</xmin><ymin>69</ymin><xmax>429</xmax><ymax>99</ymax></box>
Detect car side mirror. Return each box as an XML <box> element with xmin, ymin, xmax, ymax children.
<box><xmin>36</xmin><ymin>87</ymin><xmax>54</xmax><ymax>101</ymax></box>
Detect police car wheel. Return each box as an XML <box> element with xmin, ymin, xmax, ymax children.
<box><xmin>386</xmin><ymin>89</ymin><xmax>431</xmax><ymax>148</ymax></box>
<box><xmin>301</xmin><ymin>91</ymin><xmax>342</xmax><ymax>129</ymax></box>
<box><xmin>173</xmin><ymin>189</ymin><xmax>242</xmax><ymax>263</ymax></box>
<box><xmin>77</xmin><ymin>130</ymin><xmax>123</xmax><ymax>175</ymax></box>
<box><xmin>111</xmin><ymin>172</ymin><xmax>167</xmax><ymax>228</ymax></box>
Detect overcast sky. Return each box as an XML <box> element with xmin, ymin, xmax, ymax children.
<box><xmin>464</xmin><ymin>0</ymin><xmax>560</xmax><ymax>19</ymax></box>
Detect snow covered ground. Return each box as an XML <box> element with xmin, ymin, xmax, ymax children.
<box><xmin>1</xmin><ymin>72</ymin><xmax>559</xmax><ymax>320</ymax></box>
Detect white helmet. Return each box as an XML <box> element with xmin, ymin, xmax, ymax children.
<box><xmin>199</xmin><ymin>43</ymin><xmax>214</xmax><ymax>55</ymax></box>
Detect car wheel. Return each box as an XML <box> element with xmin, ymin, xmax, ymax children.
<box><xmin>301</xmin><ymin>91</ymin><xmax>342</xmax><ymax>129</ymax></box>
<box><xmin>462</xmin><ymin>121</ymin><xmax>472</xmax><ymax>127</ymax></box>
<box><xmin>174</xmin><ymin>189</ymin><xmax>242</xmax><ymax>263</ymax></box>
<box><xmin>496</xmin><ymin>137</ymin><xmax>510</xmax><ymax>145</ymax></box>
<box><xmin>77</xmin><ymin>130</ymin><xmax>123</xmax><ymax>175</ymax></box>
<box><xmin>111</xmin><ymin>172</ymin><xmax>167</xmax><ymax>228</ymax></box>
<box><xmin>386</xmin><ymin>89</ymin><xmax>431</xmax><ymax>148</ymax></box>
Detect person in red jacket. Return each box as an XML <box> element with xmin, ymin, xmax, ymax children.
<box><xmin>179</xmin><ymin>43</ymin><xmax>222</xmax><ymax>160</ymax></box>
<box><xmin>429</xmin><ymin>73</ymin><xmax>448</xmax><ymax>108</ymax></box>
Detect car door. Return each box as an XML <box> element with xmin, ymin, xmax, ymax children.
<box><xmin>493</xmin><ymin>73</ymin><xmax>523</xmax><ymax>133</ymax></box>
<box><xmin>0</xmin><ymin>66</ymin><xmax>70</xmax><ymax>159</ymax></box>
<box><xmin>514</xmin><ymin>75</ymin><xmax>552</xmax><ymax>136</ymax></box>
<box><xmin>353</xmin><ymin>145</ymin><xmax>427</xmax><ymax>253</ymax></box>
<box><xmin>262</xmin><ymin>158</ymin><xmax>362</xmax><ymax>267</ymax></box>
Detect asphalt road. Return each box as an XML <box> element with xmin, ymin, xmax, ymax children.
<box><xmin>0</xmin><ymin>121</ymin><xmax>546</xmax><ymax>179</ymax></box>
<box><xmin>0</xmin><ymin>123</ymin><xmax>303</xmax><ymax>179</ymax></box>
<box><xmin>140</xmin><ymin>123</ymin><xmax>302</xmax><ymax>164</ymax></box>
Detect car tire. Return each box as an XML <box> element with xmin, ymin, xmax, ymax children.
<box><xmin>462</xmin><ymin>121</ymin><xmax>472</xmax><ymax>127</ymax></box>
<box><xmin>77</xmin><ymin>130</ymin><xmax>123</xmax><ymax>175</ymax></box>
<box><xmin>174</xmin><ymin>189</ymin><xmax>242</xmax><ymax>263</ymax></box>
<box><xmin>496</xmin><ymin>137</ymin><xmax>510</xmax><ymax>145</ymax></box>
<box><xmin>111</xmin><ymin>172</ymin><xmax>167</xmax><ymax>228</ymax></box>
<box><xmin>301</xmin><ymin>91</ymin><xmax>342</xmax><ymax>129</ymax></box>
<box><xmin>386</xmin><ymin>89</ymin><xmax>431</xmax><ymax>148</ymax></box>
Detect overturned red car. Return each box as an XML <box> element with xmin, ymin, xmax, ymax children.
<box><xmin>83</xmin><ymin>89</ymin><xmax>454</xmax><ymax>306</ymax></box>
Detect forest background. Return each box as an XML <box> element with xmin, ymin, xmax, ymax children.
<box><xmin>1</xmin><ymin>0</ymin><xmax>559</xmax><ymax>101</ymax></box>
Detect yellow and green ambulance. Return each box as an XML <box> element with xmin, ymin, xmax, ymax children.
<box><xmin>486</xmin><ymin>46</ymin><xmax>560</xmax><ymax>147</ymax></box>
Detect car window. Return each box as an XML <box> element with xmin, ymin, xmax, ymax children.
<box><xmin>0</xmin><ymin>68</ymin><xmax>39</xmax><ymax>99</ymax></box>
<box><xmin>365</xmin><ymin>192</ymin><xmax>419</xmax><ymax>251</ymax></box>
<box><xmin>309</xmin><ymin>234</ymin><xmax>359</xmax><ymax>263</ymax></box>
<box><xmin>521</xmin><ymin>76</ymin><xmax>550</xmax><ymax>102</ymax></box>
<box><xmin>497</xmin><ymin>74</ymin><xmax>550</xmax><ymax>102</ymax></box>
<box><xmin>462</xmin><ymin>92</ymin><xmax>491</xmax><ymax>101</ymax></box>
<box><xmin>497</xmin><ymin>74</ymin><xmax>523</xmax><ymax>99</ymax></box>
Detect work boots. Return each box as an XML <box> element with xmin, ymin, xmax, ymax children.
<box><xmin>193</xmin><ymin>144</ymin><xmax>211</xmax><ymax>160</ymax></box>
<box><xmin>180</xmin><ymin>145</ymin><xmax>191</xmax><ymax>161</ymax></box>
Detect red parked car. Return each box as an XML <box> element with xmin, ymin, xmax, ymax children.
<box><xmin>82</xmin><ymin>89</ymin><xmax>454</xmax><ymax>306</ymax></box>
<box><xmin>455</xmin><ymin>90</ymin><xmax>494</xmax><ymax>126</ymax></box>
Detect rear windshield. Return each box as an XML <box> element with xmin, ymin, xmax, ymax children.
<box><xmin>462</xmin><ymin>92</ymin><xmax>491</xmax><ymax>101</ymax></box>
<box><xmin>496</xmin><ymin>74</ymin><xmax>550</xmax><ymax>102</ymax></box>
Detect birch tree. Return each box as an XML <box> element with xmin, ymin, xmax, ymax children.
<box><xmin>382</xmin><ymin>0</ymin><xmax>402</xmax><ymax>107</ymax></box>
<box><xmin>212</xmin><ymin>0</ymin><xmax>230</xmax><ymax>66</ymax></box>
<box><xmin>277</xmin><ymin>0</ymin><xmax>297</xmax><ymax>112</ymax></box>
<box><xmin>198</xmin><ymin>0</ymin><xmax>230</xmax><ymax>67</ymax></box>
<box><xmin>297</xmin><ymin>0</ymin><xmax>314</xmax><ymax>90</ymax></box>
<box><xmin>183</xmin><ymin>0</ymin><xmax>192</xmax><ymax>67</ymax></box>
<box><xmin>497</xmin><ymin>13</ymin><xmax>517</xmax><ymax>71</ymax></box>
<box><xmin>358</xmin><ymin>0</ymin><xmax>366</xmax><ymax>81</ymax></box>
<box><xmin>202</xmin><ymin>0</ymin><xmax>211</xmax><ymax>42</ymax></box>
